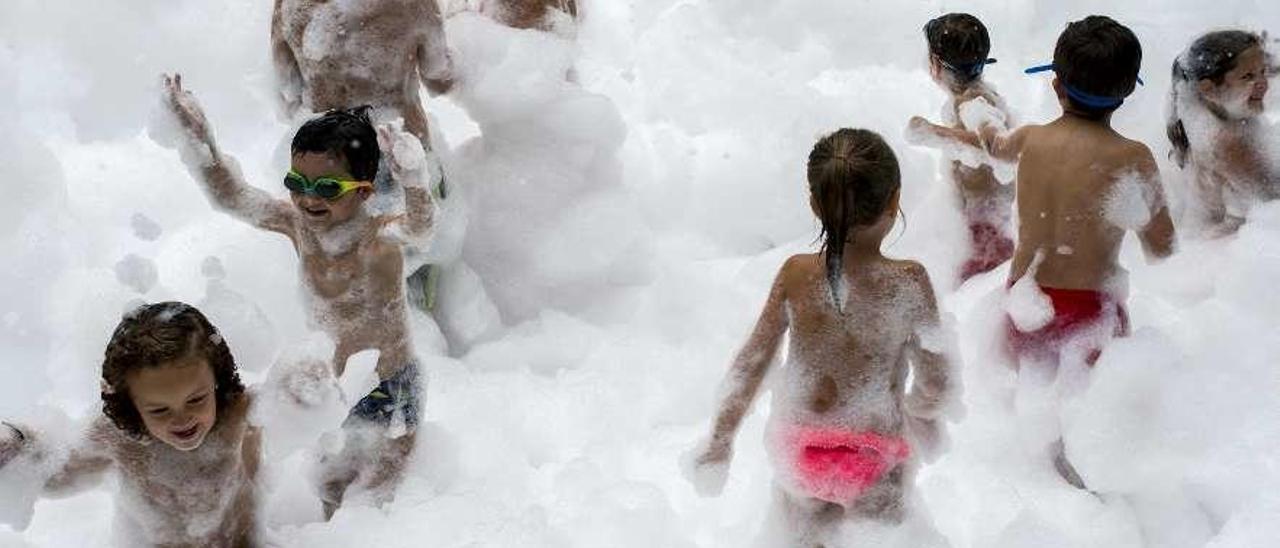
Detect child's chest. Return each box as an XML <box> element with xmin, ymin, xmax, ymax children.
<box><xmin>299</xmin><ymin>236</ymin><xmax>403</xmax><ymax>301</ymax></box>
<box><xmin>112</xmin><ymin>429</ymin><xmax>250</xmax><ymax>525</ymax></box>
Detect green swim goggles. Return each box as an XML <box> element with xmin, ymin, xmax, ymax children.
<box><xmin>284</xmin><ymin>170</ymin><xmax>373</xmax><ymax>200</ymax></box>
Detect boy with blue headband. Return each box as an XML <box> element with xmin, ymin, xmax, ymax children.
<box><xmin>157</xmin><ymin>75</ymin><xmax>433</xmax><ymax>517</ymax></box>
<box><xmin>908</xmin><ymin>13</ymin><xmax>1016</xmax><ymax>283</ymax></box>
<box><xmin>926</xmin><ymin>16</ymin><xmax>1176</xmax><ymax>488</ymax></box>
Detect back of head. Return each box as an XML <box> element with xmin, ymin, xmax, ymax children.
<box><xmin>291</xmin><ymin>106</ymin><xmax>381</xmax><ymax>181</ymax></box>
<box><xmin>101</xmin><ymin>302</ymin><xmax>244</xmax><ymax>439</ymax></box>
<box><xmin>924</xmin><ymin>13</ymin><xmax>993</xmax><ymax>86</ymax></box>
<box><xmin>1053</xmin><ymin>16</ymin><xmax>1143</xmax><ymax>118</ymax></box>
<box><xmin>806</xmin><ymin>128</ymin><xmax>901</xmax><ymax>303</ymax></box>
<box><xmin>1167</xmin><ymin>30</ymin><xmax>1263</xmax><ymax>167</ymax></box>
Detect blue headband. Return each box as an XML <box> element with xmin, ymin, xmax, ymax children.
<box><xmin>943</xmin><ymin>57</ymin><xmax>998</xmax><ymax>78</ymax></box>
<box><xmin>1025</xmin><ymin>64</ymin><xmax>1144</xmax><ymax>109</ymax></box>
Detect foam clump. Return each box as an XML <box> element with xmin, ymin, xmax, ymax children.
<box><xmin>113</xmin><ymin>254</ymin><xmax>158</xmax><ymax>295</ymax></box>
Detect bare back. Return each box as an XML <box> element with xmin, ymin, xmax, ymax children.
<box><xmin>949</xmin><ymin>89</ymin><xmax>1015</xmax><ymax>225</ymax></box>
<box><xmin>773</xmin><ymin>254</ymin><xmax>938</xmax><ymax>434</ymax></box>
<box><xmin>1009</xmin><ymin>117</ymin><xmax>1172</xmax><ymax>290</ymax></box>
<box><xmin>274</xmin><ymin>0</ymin><xmax>449</xmax><ymax>141</ymax></box>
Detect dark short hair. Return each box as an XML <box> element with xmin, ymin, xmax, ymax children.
<box><xmin>101</xmin><ymin>302</ymin><xmax>244</xmax><ymax>439</ymax></box>
<box><xmin>807</xmin><ymin>129</ymin><xmax>901</xmax><ymax>303</ymax></box>
<box><xmin>924</xmin><ymin>13</ymin><xmax>992</xmax><ymax>84</ymax></box>
<box><xmin>1053</xmin><ymin>15</ymin><xmax>1143</xmax><ymax>116</ymax></box>
<box><xmin>291</xmin><ymin>106</ymin><xmax>381</xmax><ymax>181</ymax></box>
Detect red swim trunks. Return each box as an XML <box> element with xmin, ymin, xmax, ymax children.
<box><xmin>960</xmin><ymin>222</ymin><xmax>1015</xmax><ymax>282</ymax></box>
<box><xmin>777</xmin><ymin>426</ymin><xmax>911</xmax><ymax>506</ymax></box>
<box><xmin>1006</xmin><ymin>286</ymin><xmax>1130</xmax><ymax>366</ymax></box>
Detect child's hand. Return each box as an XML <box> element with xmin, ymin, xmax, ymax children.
<box><xmin>682</xmin><ymin>437</ymin><xmax>732</xmax><ymax>496</ymax></box>
<box><xmin>161</xmin><ymin>73</ymin><xmax>214</xmax><ymax>146</ymax></box>
<box><xmin>376</xmin><ymin>123</ymin><xmax>433</xmax><ymax>189</ymax></box>
<box><xmin>905</xmin><ymin>116</ymin><xmax>939</xmax><ymax>145</ymax></box>
<box><xmin>0</xmin><ymin>422</ymin><xmax>27</xmax><ymax>468</ymax></box>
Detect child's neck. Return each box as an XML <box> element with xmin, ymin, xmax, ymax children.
<box><xmin>948</xmin><ymin>79</ymin><xmax>984</xmax><ymax>99</ymax></box>
<box><xmin>1060</xmin><ymin>108</ymin><xmax>1113</xmax><ymax>126</ymax></box>
<box><xmin>843</xmin><ymin>233</ymin><xmax>886</xmax><ymax>262</ymax></box>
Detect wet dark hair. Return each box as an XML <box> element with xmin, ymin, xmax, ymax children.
<box><xmin>1053</xmin><ymin>16</ymin><xmax>1143</xmax><ymax>118</ymax></box>
<box><xmin>807</xmin><ymin>129</ymin><xmax>901</xmax><ymax>305</ymax></box>
<box><xmin>291</xmin><ymin>106</ymin><xmax>381</xmax><ymax>181</ymax></box>
<box><xmin>924</xmin><ymin>13</ymin><xmax>993</xmax><ymax>86</ymax></box>
<box><xmin>1167</xmin><ymin>30</ymin><xmax>1264</xmax><ymax>168</ymax></box>
<box><xmin>101</xmin><ymin>302</ymin><xmax>244</xmax><ymax>440</ymax></box>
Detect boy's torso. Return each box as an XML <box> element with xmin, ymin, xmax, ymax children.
<box><xmin>1011</xmin><ymin>118</ymin><xmax>1144</xmax><ymax>291</ymax></box>
<box><xmin>291</xmin><ymin>219</ymin><xmax>415</xmax><ymax>372</ymax></box>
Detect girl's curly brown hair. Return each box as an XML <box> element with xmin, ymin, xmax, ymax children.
<box><xmin>101</xmin><ymin>302</ymin><xmax>244</xmax><ymax>439</ymax></box>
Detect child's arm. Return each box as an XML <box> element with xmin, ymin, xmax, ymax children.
<box><xmin>696</xmin><ymin>261</ymin><xmax>792</xmax><ymax>467</ymax></box>
<box><xmin>417</xmin><ymin>0</ymin><xmax>454</xmax><ymax>96</ymax></box>
<box><xmin>159</xmin><ymin>74</ymin><xmax>297</xmax><ymax>238</ymax></box>
<box><xmin>1</xmin><ymin>420</ymin><xmax>113</xmax><ymax>501</ymax></box>
<box><xmin>270</xmin><ymin>0</ymin><xmax>304</xmax><ymax>118</ymax></box>
<box><xmin>378</xmin><ymin>124</ymin><xmax>436</xmax><ymax>241</ymax></box>
<box><xmin>1133</xmin><ymin>146</ymin><xmax>1177</xmax><ymax>260</ymax></box>
<box><xmin>902</xmin><ymin>264</ymin><xmax>958</xmax><ymax>461</ymax></box>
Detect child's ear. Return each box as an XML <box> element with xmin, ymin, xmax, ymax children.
<box><xmin>1051</xmin><ymin>77</ymin><xmax>1067</xmax><ymax>103</ymax></box>
<box><xmin>357</xmin><ymin>186</ymin><xmax>373</xmax><ymax>200</ymax></box>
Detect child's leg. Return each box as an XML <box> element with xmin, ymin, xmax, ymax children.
<box><xmin>760</xmin><ymin>487</ymin><xmax>841</xmax><ymax>548</ymax></box>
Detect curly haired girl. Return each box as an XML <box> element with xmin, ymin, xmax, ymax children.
<box><xmin>1</xmin><ymin>302</ymin><xmax>261</xmax><ymax>547</ymax></box>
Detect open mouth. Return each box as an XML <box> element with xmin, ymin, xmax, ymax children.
<box><xmin>303</xmin><ymin>206</ymin><xmax>330</xmax><ymax>218</ymax></box>
<box><xmin>170</xmin><ymin>424</ymin><xmax>200</xmax><ymax>441</ymax></box>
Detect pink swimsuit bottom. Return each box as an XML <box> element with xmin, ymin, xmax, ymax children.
<box><xmin>779</xmin><ymin>426</ymin><xmax>911</xmax><ymax>505</ymax></box>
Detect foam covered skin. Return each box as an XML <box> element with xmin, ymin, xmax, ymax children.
<box><xmin>5</xmin><ymin>1</ymin><xmax>1280</xmax><ymax>546</ymax></box>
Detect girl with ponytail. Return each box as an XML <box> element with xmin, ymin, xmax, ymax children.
<box><xmin>688</xmin><ymin>129</ymin><xmax>958</xmax><ymax>542</ymax></box>
<box><xmin>1167</xmin><ymin>30</ymin><xmax>1276</xmax><ymax>234</ymax></box>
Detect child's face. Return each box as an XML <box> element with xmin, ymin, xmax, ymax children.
<box><xmin>127</xmin><ymin>355</ymin><xmax>218</xmax><ymax>451</ymax></box>
<box><xmin>289</xmin><ymin>151</ymin><xmax>371</xmax><ymax>228</ymax></box>
<box><xmin>1200</xmin><ymin>46</ymin><xmax>1270</xmax><ymax>118</ymax></box>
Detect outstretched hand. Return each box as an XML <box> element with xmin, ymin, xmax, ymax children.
<box><xmin>161</xmin><ymin>73</ymin><xmax>214</xmax><ymax>146</ymax></box>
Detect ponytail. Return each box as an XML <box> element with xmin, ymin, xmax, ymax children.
<box><xmin>806</xmin><ymin>129</ymin><xmax>901</xmax><ymax>309</ymax></box>
<box><xmin>1167</xmin><ymin>59</ymin><xmax>1192</xmax><ymax>169</ymax></box>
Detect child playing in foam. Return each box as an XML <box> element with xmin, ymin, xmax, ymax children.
<box><xmin>272</xmin><ymin>0</ymin><xmax>454</xmax><ymax>314</ymax></box>
<box><xmin>907</xmin><ymin>13</ymin><xmax>1016</xmax><ymax>283</ymax></box>
<box><xmin>155</xmin><ymin>75</ymin><xmax>432</xmax><ymax>518</ymax></box>
<box><xmin>1167</xmin><ymin>30</ymin><xmax>1276</xmax><ymax>236</ymax></box>
<box><xmin>689</xmin><ymin>129</ymin><xmax>958</xmax><ymax>545</ymax></box>
<box><xmin>0</xmin><ymin>303</ymin><xmax>261</xmax><ymax>547</ymax></box>
<box><xmin>931</xmin><ymin>16</ymin><xmax>1176</xmax><ymax>487</ymax></box>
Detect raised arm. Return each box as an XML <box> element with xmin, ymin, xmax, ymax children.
<box><xmin>697</xmin><ymin>261</ymin><xmax>792</xmax><ymax>465</ymax></box>
<box><xmin>159</xmin><ymin>74</ymin><xmax>296</xmax><ymax>238</ymax></box>
<box><xmin>270</xmin><ymin>0</ymin><xmax>304</xmax><ymax>119</ymax></box>
<box><xmin>378</xmin><ymin>124</ymin><xmax>436</xmax><ymax>242</ymax></box>
<box><xmin>417</xmin><ymin>0</ymin><xmax>454</xmax><ymax>96</ymax></box>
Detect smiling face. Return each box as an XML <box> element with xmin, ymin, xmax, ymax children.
<box><xmin>127</xmin><ymin>354</ymin><xmax>217</xmax><ymax>452</ymax></box>
<box><xmin>288</xmin><ymin>151</ymin><xmax>371</xmax><ymax>228</ymax></box>
<box><xmin>1200</xmin><ymin>45</ymin><xmax>1270</xmax><ymax>118</ymax></box>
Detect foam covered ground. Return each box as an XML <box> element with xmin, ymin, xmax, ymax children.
<box><xmin>1</xmin><ymin>1</ymin><xmax>1278</xmax><ymax>546</ymax></box>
